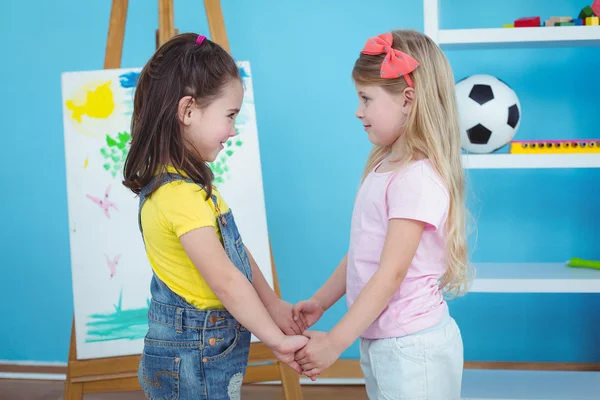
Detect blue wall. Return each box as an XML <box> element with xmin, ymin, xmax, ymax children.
<box><xmin>443</xmin><ymin>0</ymin><xmax>600</xmax><ymax>363</ymax></box>
<box><xmin>1</xmin><ymin>0</ymin><xmax>598</xmax><ymax>363</ymax></box>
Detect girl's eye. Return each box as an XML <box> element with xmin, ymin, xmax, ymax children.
<box><xmin>361</xmin><ymin>96</ymin><xmax>370</xmax><ymax>104</ymax></box>
<box><xmin>228</xmin><ymin>113</ymin><xmax>236</xmax><ymax>119</ymax></box>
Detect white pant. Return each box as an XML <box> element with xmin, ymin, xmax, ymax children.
<box><xmin>360</xmin><ymin>317</ymin><xmax>464</xmax><ymax>400</ymax></box>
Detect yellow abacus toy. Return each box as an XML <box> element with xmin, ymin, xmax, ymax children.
<box><xmin>509</xmin><ymin>139</ymin><xmax>600</xmax><ymax>154</ymax></box>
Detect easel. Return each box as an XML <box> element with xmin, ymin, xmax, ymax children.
<box><xmin>63</xmin><ymin>1</ymin><xmax>303</xmax><ymax>398</ymax></box>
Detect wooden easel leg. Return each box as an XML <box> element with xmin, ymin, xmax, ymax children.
<box><xmin>269</xmin><ymin>244</ymin><xmax>303</xmax><ymax>399</ymax></box>
<box><xmin>65</xmin><ymin>3</ymin><xmax>128</xmax><ymax>394</ymax></box>
<box><xmin>104</xmin><ymin>0</ymin><xmax>128</xmax><ymax>69</ymax></box>
<box><xmin>64</xmin><ymin>318</ymin><xmax>84</xmax><ymax>400</ymax></box>
<box><xmin>157</xmin><ymin>0</ymin><xmax>176</xmax><ymax>47</ymax></box>
<box><xmin>64</xmin><ymin>380</ymin><xmax>84</xmax><ymax>400</ymax></box>
<box><xmin>277</xmin><ymin>362</ymin><xmax>303</xmax><ymax>400</ymax></box>
<box><xmin>204</xmin><ymin>0</ymin><xmax>231</xmax><ymax>53</ymax></box>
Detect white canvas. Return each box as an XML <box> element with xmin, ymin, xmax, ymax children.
<box><xmin>61</xmin><ymin>62</ymin><xmax>272</xmax><ymax>360</ymax></box>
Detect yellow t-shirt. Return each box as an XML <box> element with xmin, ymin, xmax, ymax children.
<box><xmin>140</xmin><ymin>168</ymin><xmax>228</xmax><ymax>309</ymax></box>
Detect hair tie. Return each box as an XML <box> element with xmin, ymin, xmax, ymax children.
<box><xmin>196</xmin><ymin>35</ymin><xmax>206</xmax><ymax>45</ymax></box>
<box><xmin>361</xmin><ymin>32</ymin><xmax>419</xmax><ymax>87</ymax></box>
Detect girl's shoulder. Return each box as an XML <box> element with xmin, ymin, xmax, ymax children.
<box><xmin>154</xmin><ymin>179</ymin><xmax>211</xmax><ymax>203</ymax></box>
<box><xmin>143</xmin><ymin>180</ymin><xmax>229</xmax><ymax>236</ymax></box>
<box><xmin>149</xmin><ymin>179</ymin><xmax>228</xmax><ymax>215</ymax></box>
<box><xmin>393</xmin><ymin>159</ymin><xmax>449</xmax><ymax>199</ymax></box>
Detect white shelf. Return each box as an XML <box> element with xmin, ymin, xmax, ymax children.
<box><xmin>439</xmin><ymin>26</ymin><xmax>600</xmax><ymax>47</ymax></box>
<box><xmin>462</xmin><ymin>369</ymin><xmax>600</xmax><ymax>399</ymax></box>
<box><xmin>298</xmin><ymin>369</ymin><xmax>600</xmax><ymax>399</ymax></box>
<box><xmin>461</xmin><ymin>153</ymin><xmax>600</xmax><ymax>169</ymax></box>
<box><xmin>470</xmin><ymin>263</ymin><xmax>600</xmax><ymax>293</ymax></box>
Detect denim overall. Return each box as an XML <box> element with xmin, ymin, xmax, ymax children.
<box><xmin>137</xmin><ymin>173</ymin><xmax>253</xmax><ymax>400</ymax></box>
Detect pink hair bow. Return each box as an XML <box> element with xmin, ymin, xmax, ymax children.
<box><xmin>361</xmin><ymin>32</ymin><xmax>419</xmax><ymax>87</ymax></box>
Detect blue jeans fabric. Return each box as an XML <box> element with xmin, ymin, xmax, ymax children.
<box><xmin>137</xmin><ymin>173</ymin><xmax>253</xmax><ymax>399</ymax></box>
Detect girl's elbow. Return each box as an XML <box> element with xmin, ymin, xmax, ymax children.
<box><xmin>394</xmin><ymin>269</ymin><xmax>408</xmax><ymax>283</ymax></box>
<box><xmin>381</xmin><ymin>266</ymin><xmax>408</xmax><ymax>286</ymax></box>
<box><xmin>208</xmin><ymin>271</ymin><xmax>239</xmax><ymax>299</ymax></box>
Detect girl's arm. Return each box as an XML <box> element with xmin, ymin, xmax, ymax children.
<box><xmin>296</xmin><ymin>219</ymin><xmax>424</xmax><ymax>376</ymax></box>
<box><xmin>291</xmin><ymin>255</ymin><xmax>348</xmax><ymax>328</ymax></box>
<box><xmin>311</xmin><ymin>254</ymin><xmax>348</xmax><ymax>311</ymax></box>
<box><xmin>329</xmin><ymin>219</ymin><xmax>424</xmax><ymax>349</ymax></box>
<box><xmin>244</xmin><ymin>246</ymin><xmax>306</xmax><ymax>334</ymax></box>
<box><xmin>244</xmin><ymin>245</ymin><xmax>279</xmax><ymax>309</ymax></box>
<box><xmin>180</xmin><ymin>228</ymin><xmax>296</xmax><ymax>350</ymax></box>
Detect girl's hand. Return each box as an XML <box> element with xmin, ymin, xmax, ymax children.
<box><xmin>292</xmin><ymin>298</ymin><xmax>325</xmax><ymax>329</ymax></box>
<box><xmin>271</xmin><ymin>335</ymin><xmax>310</xmax><ymax>374</ymax></box>
<box><xmin>295</xmin><ymin>330</ymin><xmax>342</xmax><ymax>377</ymax></box>
<box><xmin>267</xmin><ymin>299</ymin><xmax>308</xmax><ymax>335</ymax></box>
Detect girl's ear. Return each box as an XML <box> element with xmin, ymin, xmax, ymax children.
<box><xmin>401</xmin><ymin>87</ymin><xmax>415</xmax><ymax>115</ymax></box>
<box><xmin>177</xmin><ymin>96</ymin><xmax>195</xmax><ymax>125</ymax></box>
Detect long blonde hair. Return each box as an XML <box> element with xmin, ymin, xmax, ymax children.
<box><xmin>353</xmin><ymin>29</ymin><xmax>474</xmax><ymax>297</ymax></box>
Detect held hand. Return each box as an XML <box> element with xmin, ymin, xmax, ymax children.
<box><xmin>267</xmin><ymin>299</ymin><xmax>307</xmax><ymax>335</ymax></box>
<box><xmin>295</xmin><ymin>331</ymin><xmax>343</xmax><ymax>378</ymax></box>
<box><xmin>271</xmin><ymin>335</ymin><xmax>310</xmax><ymax>374</ymax></box>
<box><xmin>292</xmin><ymin>299</ymin><xmax>325</xmax><ymax>330</ymax></box>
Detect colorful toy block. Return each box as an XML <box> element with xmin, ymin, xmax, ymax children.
<box><xmin>556</xmin><ymin>22</ymin><xmax>575</xmax><ymax>26</ymax></box>
<box><xmin>573</xmin><ymin>18</ymin><xmax>584</xmax><ymax>26</ymax></box>
<box><xmin>502</xmin><ymin>23</ymin><xmax>515</xmax><ymax>28</ymax></box>
<box><xmin>586</xmin><ymin>16</ymin><xmax>600</xmax><ymax>25</ymax></box>
<box><xmin>514</xmin><ymin>16</ymin><xmax>541</xmax><ymax>27</ymax></box>
<box><xmin>546</xmin><ymin>16</ymin><xmax>572</xmax><ymax>26</ymax></box>
<box><xmin>579</xmin><ymin>6</ymin><xmax>595</xmax><ymax>20</ymax></box>
<box><xmin>592</xmin><ymin>0</ymin><xmax>600</xmax><ymax>17</ymax></box>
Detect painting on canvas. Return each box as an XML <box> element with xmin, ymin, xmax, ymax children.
<box><xmin>61</xmin><ymin>62</ymin><xmax>272</xmax><ymax>360</ymax></box>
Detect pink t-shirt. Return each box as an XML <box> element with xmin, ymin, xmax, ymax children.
<box><xmin>346</xmin><ymin>159</ymin><xmax>450</xmax><ymax>339</ymax></box>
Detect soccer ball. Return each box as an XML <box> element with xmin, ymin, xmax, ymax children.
<box><xmin>455</xmin><ymin>74</ymin><xmax>521</xmax><ymax>154</ymax></box>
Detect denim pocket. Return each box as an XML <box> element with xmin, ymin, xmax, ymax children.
<box><xmin>396</xmin><ymin>319</ymin><xmax>458</xmax><ymax>358</ymax></box>
<box><xmin>393</xmin><ymin>334</ymin><xmax>428</xmax><ymax>364</ymax></box>
<box><xmin>139</xmin><ymin>353</ymin><xmax>180</xmax><ymax>400</ymax></box>
<box><xmin>370</xmin><ymin>338</ymin><xmax>427</xmax><ymax>399</ymax></box>
<box><xmin>203</xmin><ymin>325</ymin><xmax>240</xmax><ymax>362</ymax></box>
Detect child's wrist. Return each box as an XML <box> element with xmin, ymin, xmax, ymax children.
<box><xmin>264</xmin><ymin>295</ymin><xmax>281</xmax><ymax>312</ymax></box>
<box><xmin>310</xmin><ymin>295</ymin><xmax>327</xmax><ymax>312</ymax></box>
<box><xmin>263</xmin><ymin>330</ymin><xmax>286</xmax><ymax>349</ymax></box>
<box><xmin>329</xmin><ymin>327</ymin><xmax>352</xmax><ymax>352</ymax></box>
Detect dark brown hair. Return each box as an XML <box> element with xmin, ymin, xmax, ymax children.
<box><xmin>123</xmin><ymin>33</ymin><xmax>240</xmax><ymax>198</ymax></box>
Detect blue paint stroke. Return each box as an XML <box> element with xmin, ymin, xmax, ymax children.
<box><xmin>238</xmin><ymin>66</ymin><xmax>250</xmax><ymax>79</ymax></box>
<box><xmin>84</xmin><ymin>290</ymin><xmax>149</xmax><ymax>343</ymax></box>
<box><xmin>119</xmin><ymin>72</ymin><xmax>140</xmax><ymax>89</ymax></box>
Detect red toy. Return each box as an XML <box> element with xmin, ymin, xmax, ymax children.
<box><xmin>514</xmin><ymin>16</ymin><xmax>541</xmax><ymax>27</ymax></box>
<box><xmin>593</xmin><ymin>0</ymin><xmax>600</xmax><ymax>17</ymax></box>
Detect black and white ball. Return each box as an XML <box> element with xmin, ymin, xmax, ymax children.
<box><xmin>455</xmin><ymin>74</ymin><xmax>521</xmax><ymax>154</ymax></box>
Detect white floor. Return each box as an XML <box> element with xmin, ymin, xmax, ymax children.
<box><xmin>461</xmin><ymin>369</ymin><xmax>600</xmax><ymax>400</ymax></box>
<box><xmin>3</xmin><ymin>366</ymin><xmax>600</xmax><ymax>399</ymax></box>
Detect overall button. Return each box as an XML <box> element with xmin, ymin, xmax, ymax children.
<box><xmin>208</xmin><ymin>338</ymin><xmax>216</xmax><ymax>346</ymax></box>
<box><xmin>209</xmin><ymin>315</ymin><xmax>217</xmax><ymax>324</ymax></box>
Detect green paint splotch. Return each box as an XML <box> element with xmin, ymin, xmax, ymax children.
<box><xmin>209</xmin><ymin>127</ymin><xmax>243</xmax><ymax>186</ymax></box>
<box><xmin>85</xmin><ymin>289</ymin><xmax>149</xmax><ymax>343</ymax></box>
<box><xmin>100</xmin><ymin>131</ymin><xmax>131</xmax><ymax>178</ymax></box>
